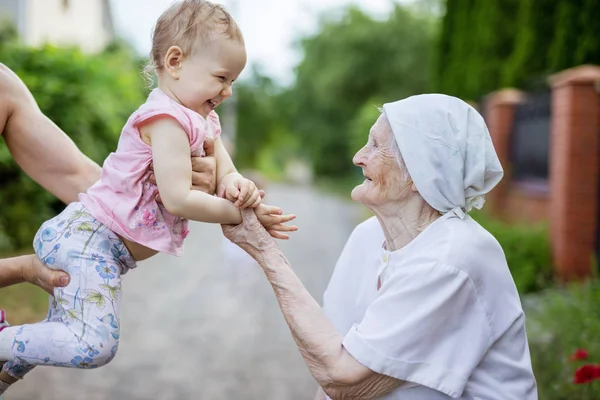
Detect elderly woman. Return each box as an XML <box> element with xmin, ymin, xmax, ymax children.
<box><xmin>223</xmin><ymin>94</ymin><xmax>537</xmax><ymax>399</ymax></box>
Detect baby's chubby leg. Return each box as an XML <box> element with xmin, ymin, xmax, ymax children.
<box><xmin>0</xmin><ymin>312</ymin><xmax>20</xmax><ymax>391</ymax></box>
<box><xmin>0</xmin><ymin>311</ymin><xmax>119</xmax><ymax>393</ymax></box>
<box><xmin>0</xmin><ymin>203</ymin><xmax>130</xmax><ymax>390</ymax></box>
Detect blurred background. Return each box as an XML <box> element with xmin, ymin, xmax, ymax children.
<box><xmin>0</xmin><ymin>0</ymin><xmax>600</xmax><ymax>398</ymax></box>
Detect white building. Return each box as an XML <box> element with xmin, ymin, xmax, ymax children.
<box><xmin>0</xmin><ymin>0</ymin><xmax>114</xmax><ymax>52</ymax></box>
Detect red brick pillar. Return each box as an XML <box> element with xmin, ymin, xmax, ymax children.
<box><xmin>549</xmin><ymin>65</ymin><xmax>600</xmax><ymax>281</ymax></box>
<box><xmin>483</xmin><ymin>89</ymin><xmax>524</xmax><ymax>218</ymax></box>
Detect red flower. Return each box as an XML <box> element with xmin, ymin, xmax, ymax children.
<box><xmin>569</xmin><ymin>348</ymin><xmax>589</xmax><ymax>362</ymax></box>
<box><xmin>573</xmin><ymin>364</ymin><xmax>600</xmax><ymax>384</ymax></box>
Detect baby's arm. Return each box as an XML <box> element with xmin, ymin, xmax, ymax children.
<box><xmin>214</xmin><ymin>135</ymin><xmax>237</xmax><ymax>184</ymax></box>
<box><xmin>143</xmin><ymin>116</ymin><xmax>242</xmax><ymax>225</ymax></box>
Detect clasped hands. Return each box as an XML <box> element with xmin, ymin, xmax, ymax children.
<box><xmin>218</xmin><ymin>173</ymin><xmax>297</xmax><ymax>240</ymax></box>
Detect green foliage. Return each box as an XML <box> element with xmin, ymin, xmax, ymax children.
<box><xmin>437</xmin><ymin>0</ymin><xmax>600</xmax><ymax>99</ymax></box>
<box><xmin>0</xmin><ymin>16</ymin><xmax>17</xmax><ymax>44</ymax></box>
<box><xmin>437</xmin><ymin>0</ymin><xmax>521</xmax><ymax>99</ymax></box>
<box><xmin>349</xmin><ymin>100</ymin><xmax>383</xmax><ymax>157</ymax></box>
<box><xmin>525</xmin><ymin>280</ymin><xmax>600</xmax><ymax>399</ymax></box>
<box><xmin>235</xmin><ymin>66</ymin><xmax>297</xmax><ymax>171</ymax></box>
<box><xmin>0</xmin><ymin>35</ymin><xmax>146</xmax><ymax>250</ymax></box>
<box><xmin>284</xmin><ymin>5</ymin><xmax>437</xmax><ymax>177</ymax></box>
<box><xmin>471</xmin><ymin>211</ymin><xmax>553</xmax><ymax>294</ymax></box>
<box><xmin>548</xmin><ymin>1</ymin><xmax>580</xmax><ymax>72</ymax></box>
<box><xmin>575</xmin><ymin>0</ymin><xmax>600</xmax><ymax>66</ymax></box>
<box><xmin>501</xmin><ymin>0</ymin><xmax>559</xmax><ymax>89</ymax></box>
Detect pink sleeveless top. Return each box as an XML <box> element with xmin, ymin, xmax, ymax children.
<box><xmin>79</xmin><ymin>88</ymin><xmax>221</xmax><ymax>256</ymax></box>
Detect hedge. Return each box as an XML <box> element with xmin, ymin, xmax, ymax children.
<box><xmin>0</xmin><ymin>28</ymin><xmax>146</xmax><ymax>251</ymax></box>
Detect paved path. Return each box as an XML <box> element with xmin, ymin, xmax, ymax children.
<box><xmin>8</xmin><ymin>184</ymin><xmax>364</xmax><ymax>400</ymax></box>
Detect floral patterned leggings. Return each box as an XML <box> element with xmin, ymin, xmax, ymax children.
<box><xmin>1</xmin><ymin>202</ymin><xmax>136</xmax><ymax>380</ymax></box>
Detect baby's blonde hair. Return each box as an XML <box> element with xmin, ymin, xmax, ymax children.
<box><xmin>143</xmin><ymin>0</ymin><xmax>243</xmax><ymax>86</ymax></box>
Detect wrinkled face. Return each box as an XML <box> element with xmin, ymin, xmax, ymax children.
<box><xmin>351</xmin><ymin>114</ymin><xmax>412</xmax><ymax>207</ymax></box>
<box><xmin>164</xmin><ymin>35</ymin><xmax>246</xmax><ymax>118</ymax></box>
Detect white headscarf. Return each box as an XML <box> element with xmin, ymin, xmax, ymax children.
<box><xmin>382</xmin><ymin>94</ymin><xmax>503</xmax><ymax>219</ymax></box>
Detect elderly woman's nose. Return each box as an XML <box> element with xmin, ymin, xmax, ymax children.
<box><xmin>352</xmin><ymin>153</ymin><xmax>362</xmax><ymax>167</ymax></box>
<box><xmin>353</xmin><ymin>146</ymin><xmax>368</xmax><ymax>166</ymax></box>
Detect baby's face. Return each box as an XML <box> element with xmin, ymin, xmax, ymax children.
<box><xmin>169</xmin><ymin>35</ymin><xmax>246</xmax><ymax>118</ymax></box>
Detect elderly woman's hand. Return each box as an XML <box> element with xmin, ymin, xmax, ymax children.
<box><xmin>222</xmin><ymin>208</ymin><xmax>283</xmax><ymax>257</ymax></box>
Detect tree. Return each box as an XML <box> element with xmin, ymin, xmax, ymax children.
<box><xmin>501</xmin><ymin>0</ymin><xmax>559</xmax><ymax>89</ymax></box>
<box><xmin>437</xmin><ymin>0</ymin><xmax>600</xmax><ymax>100</ymax></box>
<box><xmin>0</xmin><ymin>32</ymin><xmax>146</xmax><ymax>250</ymax></box>
<box><xmin>284</xmin><ymin>5</ymin><xmax>437</xmax><ymax>177</ymax></box>
<box><xmin>235</xmin><ymin>69</ymin><xmax>274</xmax><ymax>169</ymax></box>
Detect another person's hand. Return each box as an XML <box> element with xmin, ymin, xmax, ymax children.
<box><xmin>190</xmin><ymin>137</ymin><xmax>217</xmax><ymax>194</ymax></box>
<box><xmin>22</xmin><ymin>255</ymin><xmax>70</xmax><ymax>295</ymax></box>
<box><xmin>150</xmin><ymin>137</ymin><xmax>218</xmax><ymax>200</ymax></box>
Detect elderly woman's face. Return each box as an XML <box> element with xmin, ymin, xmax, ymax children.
<box><xmin>351</xmin><ymin>114</ymin><xmax>410</xmax><ymax>206</ymax></box>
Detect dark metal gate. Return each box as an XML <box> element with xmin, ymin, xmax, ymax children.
<box><xmin>509</xmin><ymin>91</ymin><xmax>552</xmax><ymax>182</ymax></box>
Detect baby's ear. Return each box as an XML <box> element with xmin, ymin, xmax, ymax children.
<box><xmin>164</xmin><ymin>46</ymin><xmax>184</xmax><ymax>79</ymax></box>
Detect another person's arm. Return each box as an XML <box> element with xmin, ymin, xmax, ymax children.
<box><xmin>0</xmin><ymin>254</ymin><xmax>69</xmax><ymax>295</ymax></box>
<box><xmin>0</xmin><ymin>64</ymin><xmax>101</xmax><ymax>204</ymax></box>
<box><xmin>0</xmin><ymin>64</ymin><xmax>94</xmax><ymax>291</ymax></box>
<box><xmin>222</xmin><ymin>210</ymin><xmax>402</xmax><ymax>399</ymax></box>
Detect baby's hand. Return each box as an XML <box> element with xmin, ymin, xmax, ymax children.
<box><xmin>256</xmin><ymin>204</ymin><xmax>298</xmax><ymax>240</ymax></box>
<box><xmin>224</xmin><ymin>176</ymin><xmax>262</xmax><ymax>209</ymax></box>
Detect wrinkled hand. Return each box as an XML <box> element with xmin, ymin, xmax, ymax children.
<box><xmin>222</xmin><ymin>207</ymin><xmax>297</xmax><ymax>255</ymax></box>
<box><xmin>256</xmin><ymin>204</ymin><xmax>297</xmax><ymax>240</ymax></box>
<box><xmin>150</xmin><ymin>137</ymin><xmax>217</xmax><ymax>201</ymax></box>
<box><xmin>22</xmin><ymin>254</ymin><xmax>70</xmax><ymax>295</ymax></box>
<box><xmin>221</xmin><ymin>208</ymin><xmax>277</xmax><ymax>255</ymax></box>
<box><xmin>223</xmin><ymin>176</ymin><xmax>262</xmax><ymax>209</ymax></box>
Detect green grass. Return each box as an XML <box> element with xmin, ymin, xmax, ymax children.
<box><xmin>0</xmin><ymin>284</ymin><xmax>49</xmax><ymax>325</ymax></box>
